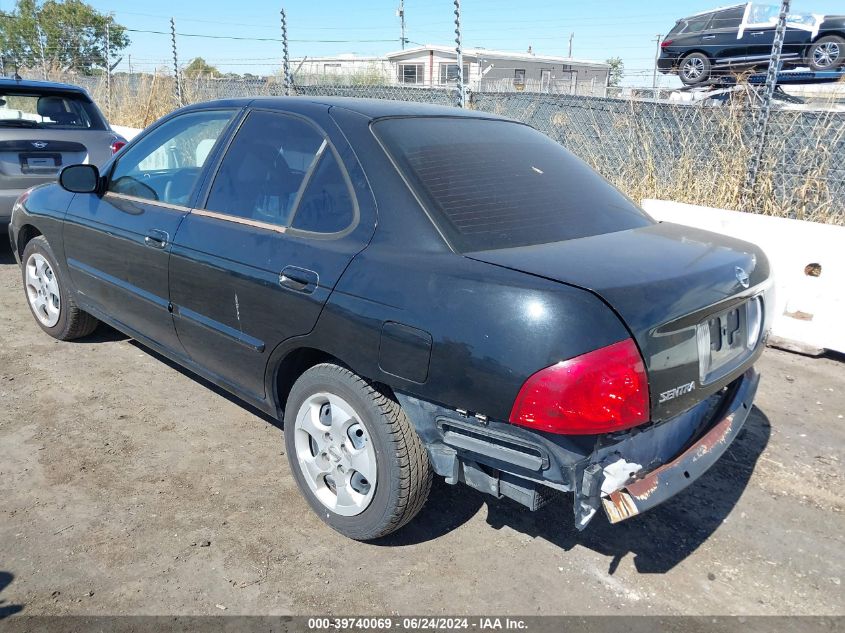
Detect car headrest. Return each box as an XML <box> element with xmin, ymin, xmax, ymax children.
<box><xmin>36</xmin><ymin>96</ymin><xmax>67</xmax><ymax>118</ymax></box>
<box><xmin>236</xmin><ymin>144</ymin><xmax>293</xmax><ymax>187</ymax></box>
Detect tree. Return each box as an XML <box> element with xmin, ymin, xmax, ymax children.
<box><xmin>0</xmin><ymin>0</ymin><xmax>128</xmax><ymax>75</ymax></box>
<box><xmin>184</xmin><ymin>57</ymin><xmax>221</xmax><ymax>79</ymax></box>
<box><xmin>606</xmin><ymin>56</ymin><xmax>624</xmax><ymax>87</ymax></box>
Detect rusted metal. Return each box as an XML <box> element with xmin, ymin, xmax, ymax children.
<box><xmin>602</xmin><ymin>490</ymin><xmax>639</xmax><ymax>524</ymax></box>
<box><xmin>597</xmin><ymin>371</ymin><xmax>756</xmax><ymax>524</ymax></box>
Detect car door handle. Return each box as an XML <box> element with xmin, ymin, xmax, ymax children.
<box><xmin>750</xmin><ymin>31</ymin><xmax>765</xmax><ymax>36</ymax></box>
<box><xmin>702</xmin><ymin>35</ymin><xmax>716</xmax><ymax>40</ymax></box>
<box><xmin>279</xmin><ymin>266</ymin><xmax>319</xmax><ymax>294</ymax></box>
<box><xmin>144</xmin><ymin>229</ymin><xmax>169</xmax><ymax>249</ymax></box>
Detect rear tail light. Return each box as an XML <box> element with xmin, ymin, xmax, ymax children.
<box><xmin>660</xmin><ymin>39</ymin><xmax>674</xmax><ymax>48</ymax></box>
<box><xmin>509</xmin><ymin>339</ymin><xmax>650</xmax><ymax>435</ymax></box>
<box><xmin>110</xmin><ymin>139</ymin><xmax>127</xmax><ymax>154</ymax></box>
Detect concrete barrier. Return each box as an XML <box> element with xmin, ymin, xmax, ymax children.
<box><xmin>642</xmin><ymin>199</ymin><xmax>845</xmax><ymax>355</ymax></box>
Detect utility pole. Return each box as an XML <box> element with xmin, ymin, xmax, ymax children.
<box><xmin>397</xmin><ymin>0</ymin><xmax>407</xmax><ymax>50</ymax></box>
<box><xmin>454</xmin><ymin>0</ymin><xmax>465</xmax><ymax>107</ymax></box>
<box><xmin>170</xmin><ymin>17</ymin><xmax>182</xmax><ymax>107</ymax></box>
<box><xmin>568</xmin><ymin>32</ymin><xmax>573</xmax><ymax>57</ymax></box>
<box><xmin>742</xmin><ymin>0</ymin><xmax>790</xmax><ymax>207</ymax></box>
<box><xmin>652</xmin><ymin>34</ymin><xmax>662</xmax><ymax>93</ymax></box>
<box><xmin>105</xmin><ymin>15</ymin><xmax>112</xmax><ymax>118</ymax></box>
<box><xmin>281</xmin><ymin>8</ymin><xmax>291</xmax><ymax>96</ymax></box>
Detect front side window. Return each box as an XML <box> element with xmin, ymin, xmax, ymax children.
<box><xmin>108</xmin><ymin>109</ymin><xmax>234</xmax><ymax>205</ymax></box>
<box><xmin>374</xmin><ymin>117</ymin><xmax>651</xmax><ymax>252</ymax></box>
<box><xmin>399</xmin><ymin>63</ymin><xmax>425</xmax><ymax>84</ymax></box>
<box><xmin>710</xmin><ymin>7</ymin><xmax>745</xmax><ymax>30</ymax></box>
<box><xmin>439</xmin><ymin>63</ymin><xmax>470</xmax><ymax>84</ymax></box>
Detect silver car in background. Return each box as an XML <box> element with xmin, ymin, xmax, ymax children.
<box><xmin>0</xmin><ymin>78</ymin><xmax>125</xmax><ymax>226</ymax></box>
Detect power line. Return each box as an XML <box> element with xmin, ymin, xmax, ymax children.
<box><xmin>124</xmin><ymin>27</ymin><xmax>398</xmax><ymax>44</ymax></box>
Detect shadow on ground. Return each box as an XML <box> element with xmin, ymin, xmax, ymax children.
<box><xmin>127</xmin><ymin>339</ymin><xmax>280</xmax><ymax>427</ymax></box>
<box><xmin>92</xmin><ymin>327</ymin><xmax>768</xmax><ymax>576</ymax></box>
<box><xmin>0</xmin><ymin>572</ymin><xmax>24</xmax><ymax>619</ymax></box>
<box><xmin>76</xmin><ymin>323</ymin><xmax>129</xmax><ymax>344</ymax></box>
<box><xmin>381</xmin><ymin>407</ymin><xmax>771</xmax><ymax>575</ymax></box>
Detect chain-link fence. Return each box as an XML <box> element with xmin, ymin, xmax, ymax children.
<box><xmin>59</xmin><ymin>72</ymin><xmax>845</xmax><ymax>225</ymax></box>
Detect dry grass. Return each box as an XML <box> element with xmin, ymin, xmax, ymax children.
<box><xmin>544</xmin><ymin>86</ymin><xmax>845</xmax><ymax>225</ymax></box>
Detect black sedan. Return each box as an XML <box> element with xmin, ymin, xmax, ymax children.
<box><xmin>8</xmin><ymin>97</ymin><xmax>772</xmax><ymax>540</ymax></box>
<box><xmin>659</xmin><ymin>3</ymin><xmax>845</xmax><ymax>85</ymax></box>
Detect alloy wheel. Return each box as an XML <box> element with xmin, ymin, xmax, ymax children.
<box><xmin>813</xmin><ymin>42</ymin><xmax>841</xmax><ymax>68</ymax></box>
<box><xmin>682</xmin><ymin>57</ymin><xmax>705</xmax><ymax>81</ymax></box>
<box><xmin>293</xmin><ymin>391</ymin><xmax>377</xmax><ymax>516</ymax></box>
<box><xmin>25</xmin><ymin>253</ymin><xmax>61</xmax><ymax>328</ymax></box>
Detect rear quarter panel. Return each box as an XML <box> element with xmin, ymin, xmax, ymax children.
<box><xmin>306</xmin><ymin>249</ymin><xmax>632</xmax><ymax>422</ymax></box>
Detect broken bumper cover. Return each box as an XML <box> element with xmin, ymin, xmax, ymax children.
<box><xmin>592</xmin><ymin>368</ymin><xmax>759</xmax><ymax>526</ymax></box>
<box><xmin>397</xmin><ymin>366</ymin><xmax>760</xmax><ymax>530</ymax></box>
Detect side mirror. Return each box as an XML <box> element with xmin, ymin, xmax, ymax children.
<box><xmin>59</xmin><ymin>164</ymin><xmax>100</xmax><ymax>194</ymax></box>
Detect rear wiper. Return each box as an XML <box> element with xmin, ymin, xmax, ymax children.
<box><xmin>0</xmin><ymin>119</ymin><xmax>40</xmax><ymax>128</ymax></box>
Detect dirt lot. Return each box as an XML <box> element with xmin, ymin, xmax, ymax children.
<box><xmin>0</xmin><ymin>238</ymin><xmax>843</xmax><ymax>617</ymax></box>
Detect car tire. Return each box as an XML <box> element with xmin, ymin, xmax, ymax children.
<box><xmin>21</xmin><ymin>236</ymin><xmax>99</xmax><ymax>341</ymax></box>
<box><xmin>807</xmin><ymin>35</ymin><xmax>845</xmax><ymax>71</ymax></box>
<box><xmin>284</xmin><ymin>363</ymin><xmax>432</xmax><ymax>541</ymax></box>
<box><xmin>679</xmin><ymin>53</ymin><xmax>711</xmax><ymax>85</ymax></box>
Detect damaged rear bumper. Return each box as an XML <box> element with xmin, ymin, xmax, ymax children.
<box><xmin>576</xmin><ymin>367</ymin><xmax>759</xmax><ymax>528</ymax></box>
<box><xmin>397</xmin><ymin>367</ymin><xmax>760</xmax><ymax>530</ymax></box>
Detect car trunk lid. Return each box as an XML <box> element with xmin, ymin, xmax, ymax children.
<box><xmin>467</xmin><ymin>222</ymin><xmax>770</xmax><ymax>421</ymax></box>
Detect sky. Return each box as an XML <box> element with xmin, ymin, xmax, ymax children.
<box><xmin>7</xmin><ymin>0</ymin><xmax>843</xmax><ymax>86</ymax></box>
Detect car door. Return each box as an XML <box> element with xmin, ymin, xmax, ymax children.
<box><xmin>701</xmin><ymin>7</ymin><xmax>747</xmax><ymax>68</ymax></box>
<box><xmin>62</xmin><ymin>108</ymin><xmax>237</xmax><ymax>352</ymax></box>
<box><xmin>168</xmin><ymin>108</ymin><xmax>374</xmax><ymax>400</ymax></box>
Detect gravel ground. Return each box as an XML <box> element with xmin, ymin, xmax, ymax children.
<box><xmin>0</xmin><ymin>238</ymin><xmax>843</xmax><ymax>617</ymax></box>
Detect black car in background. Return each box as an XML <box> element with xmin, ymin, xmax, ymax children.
<box><xmin>659</xmin><ymin>3</ymin><xmax>845</xmax><ymax>85</ymax></box>
<box><xmin>9</xmin><ymin>97</ymin><xmax>772</xmax><ymax>540</ymax></box>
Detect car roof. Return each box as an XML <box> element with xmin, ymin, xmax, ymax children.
<box><xmin>684</xmin><ymin>3</ymin><xmax>746</xmax><ymax>19</ymax></box>
<box><xmin>0</xmin><ymin>77</ymin><xmax>89</xmax><ymax>94</ymax></box>
<box><xmin>186</xmin><ymin>95</ymin><xmax>514</xmax><ymax>122</ymax></box>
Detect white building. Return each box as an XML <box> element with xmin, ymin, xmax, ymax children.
<box><xmin>292</xmin><ymin>45</ymin><xmax>610</xmax><ymax>96</ymax></box>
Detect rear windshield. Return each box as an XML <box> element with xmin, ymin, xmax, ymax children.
<box><xmin>374</xmin><ymin>117</ymin><xmax>651</xmax><ymax>252</ymax></box>
<box><xmin>0</xmin><ymin>90</ymin><xmax>106</xmax><ymax>130</ymax></box>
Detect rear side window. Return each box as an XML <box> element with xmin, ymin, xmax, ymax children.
<box><xmin>374</xmin><ymin>117</ymin><xmax>651</xmax><ymax>252</ymax></box>
<box><xmin>680</xmin><ymin>14</ymin><xmax>713</xmax><ymax>33</ymax></box>
<box><xmin>290</xmin><ymin>151</ymin><xmax>355</xmax><ymax>233</ymax></box>
<box><xmin>205</xmin><ymin>111</ymin><xmax>324</xmax><ymax>227</ymax></box>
